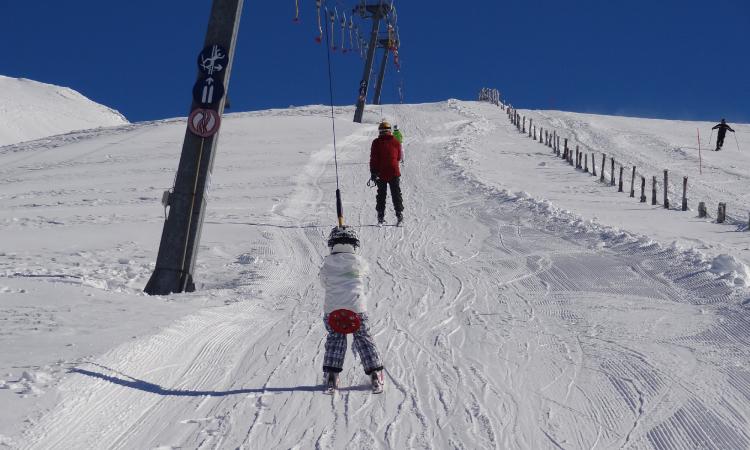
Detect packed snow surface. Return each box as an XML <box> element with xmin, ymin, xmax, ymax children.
<box><xmin>0</xmin><ymin>75</ymin><xmax>128</xmax><ymax>146</ymax></box>
<box><xmin>1</xmin><ymin>100</ymin><xmax>750</xmax><ymax>449</ymax></box>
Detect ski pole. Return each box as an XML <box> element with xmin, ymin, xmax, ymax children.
<box><xmin>707</xmin><ymin>129</ymin><xmax>713</xmax><ymax>147</ymax></box>
<box><xmin>735</xmin><ymin>133</ymin><xmax>741</xmax><ymax>152</ymax></box>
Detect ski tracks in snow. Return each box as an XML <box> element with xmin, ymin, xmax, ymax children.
<box><xmin>17</xmin><ymin>103</ymin><xmax>750</xmax><ymax>449</ymax></box>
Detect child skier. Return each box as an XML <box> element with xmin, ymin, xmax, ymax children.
<box><xmin>393</xmin><ymin>125</ymin><xmax>404</xmax><ymax>144</ymax></box>
<box><xmin>320</xmin><ymin>226</ymin><xmax>385</xmax><ymax>393</ymax></box>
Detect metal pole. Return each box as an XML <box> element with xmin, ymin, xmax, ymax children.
<box><xmin>353</xmin><ymin>7</ymin><xmax>383</xmax><ymax>123</ymax></box>
<box><xmin>372</xmin><ymin>45</ymin><xmax>389</xmax><ymax>105</ymax></box>
<box><xmin>144</xmin><ymin>0</ymin><xmax>244</xmax><ymax>295</ymax></box>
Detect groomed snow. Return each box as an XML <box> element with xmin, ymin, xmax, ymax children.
<box><xmin>0</xmin><ymin>75</ymin><xmax>128</xmax><ymax>147</ymax></box>
<box><xmin>1</xmin><ymin>101</ymin><xmax>750</xmax><ymax>449</ymax></box>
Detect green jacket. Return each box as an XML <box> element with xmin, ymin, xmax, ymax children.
<box><xmin>393</xmin><ymin>129</ymin><xmax>403</xmax><ymax>143</ymax></box>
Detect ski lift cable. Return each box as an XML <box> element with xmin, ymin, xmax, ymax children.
<box><xmin>324</xmin><ymin>6</ymin><xmax>345</xmax><ymax>227</ymax></box>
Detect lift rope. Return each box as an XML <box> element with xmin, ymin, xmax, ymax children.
<box><xmin>315</xmin><ymin>0</ymin><xmax>323</xmax><ymax>43</ymax></box>
<box><xmin>340</xmin><ymin>10</ymin><xmax>347</xmax><ymax>53</ymax></box>
<box><xmin>293</xmin><ymin>0</ymin><xmax>300</xmax><ymax>22</ymax></box>
<box><xmin>324</xmin><ymin>6</ymin><xmax>345</xmax><ymax>226</ymax></box>
<box><xmin>348</xmin><ymin>15</ymin><xmax>355</xmax><ymax>53</ymax></box>
<box><xmin>329</xmin><ymin>8</ymin><xmax>337</xmax><ymax>51</ymax></box>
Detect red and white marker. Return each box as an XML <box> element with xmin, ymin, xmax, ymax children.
<box><xmin>188</xmin><ymin>108</ymin><xmax>221</xmax><ymax>138</ymax></box>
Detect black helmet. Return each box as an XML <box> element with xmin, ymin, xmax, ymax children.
<box><xmin>721</xmin><ymin>118</ymin><xmax>726</xmax><ymax>122</ymax></box>
<box><xmin>327</xmin><ymin>226</ymin><xmax>359</xmax><ymax>249</ymax></box>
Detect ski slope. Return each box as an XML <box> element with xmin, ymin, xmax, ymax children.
<box><xmin>2</xmin><ymin>101</ymin><xmax>750</xmax><ymax>449</ymax></box>
<box><xmin>0</xmin><ymin>75</ymin><xmax>128</xmax><ymax>147</ymax></box>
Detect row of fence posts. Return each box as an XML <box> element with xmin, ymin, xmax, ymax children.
<box><xmin>478</xmin><ymin>88</ymin><xmax>502</xmax><ymax>107</ymax></box>
<box><xmin>504</xmin><ymin>107</ymin><xmax>744</xmax><ymax>228</ymax></box>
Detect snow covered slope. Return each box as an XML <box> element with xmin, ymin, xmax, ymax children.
<box><xmin>508</xmin><ymin>107</ymin><xmax>750</xmax><ymax>284</ymax></box>
<box><xmin>0</xmin><ymin>75</ymin><xmax>128</xmax><ymax>146</ymax></box>
<box><xmin>2</xmin><ymin>101</ymin><xmax>750</xmax><ymax>449</ymax></box>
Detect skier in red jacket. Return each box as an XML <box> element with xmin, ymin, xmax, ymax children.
<box><xmin>369</xmin><ymin>121</ymin><xmax>404</xmax><ymax>225</ymax></box>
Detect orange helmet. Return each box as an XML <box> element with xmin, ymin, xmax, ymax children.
<box><xmin>378</xmin><ymin>121</ymin><xmax>392</xmax><ymax>132</ymax></box>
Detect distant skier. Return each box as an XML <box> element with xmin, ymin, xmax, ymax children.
<box><xmin>712</xmin><ymin>118</ymin><xmax>735</xmax><ymax>151</ymax></box>
<box><xmin>393</xmin><ymin>125</ymin><xmax>403</xmax><ymax>144</ymax></box>
<box><xmin>370</xmin><ymin>121</ymin><xmax>404</xmax><ymax>225</ymax></box>
<box><xmin>393</xmin><ymin>125</ymin><xmax>405</xmax><ymax>163</ymax></box>
<box><xmin>320</xmin><ymin>226</ymin><xmax>385</xmax><ymax>393</ymax></box>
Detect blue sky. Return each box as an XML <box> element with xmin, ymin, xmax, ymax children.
<box><xmin>3</xmin><ymin>1</ymin><xmax>748</xmax><ymax>123</ymax></box>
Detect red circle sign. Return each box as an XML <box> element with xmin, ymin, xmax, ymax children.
<box><xmin>188</xmin><ymin>108</ymin><xmax>221</xmax><ymax>138</ymax></box>
<box><xmin>328</xmin><ymin>309</ymin><xmax>361</xmax><ymax>334</ymax></box>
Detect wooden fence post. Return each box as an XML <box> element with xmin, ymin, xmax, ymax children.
<box><xmin>522</xmin><ymin>116</ymin><xmax>526</xmax><ymax>133</ymax></box>
<box><xmin>533</xmin><ymin>125</ymin><xmax>536</xmax><ymax>140</ymax></box>
<box><xmin>600</xmin><ymin>154</ymin><xmax>606</xmax><ymax>182</ymax></box>
<box><xmin>618</xmin><ymin>166</ymin><xmax>624</xmax><ymax>192</ymax></box>
<box><xmin>529</xmin><ymin>119</ymin><xmax>533</xmax><ymax>137</ymax></box>
<box><xmin>717</xmin><ymin>203</ymin><xmax>726</xmax><ymax>223</ymax></box>
<box><xmin>610</xmin><ymin>158</ymin><xmax>615</xmax><ymax>186</ymax></box>
<box><xmin>576</xmin><ymin>146</ymin><xmax>580</xmax><ymax>168</ymax></box>
<box><xmin>682</xmin><ymin>176</ymin><xmax>688</xmax><ymax>211</ymax></box>
<box><xmin>539</xmin><ymin>127</ymin><xmax>543</xmax><ymax>143</ymax></box>
<box><xmin>640</xmin><ymin>176</ymin><xmax>646</xmax><ymax>202</ymax></box>
<box><xmin>630</xmin><ymin>166</ymin><xmax>636</xmax><ymax>197</ymax></box>
<box><xmin>592</xmin><ymin>153</ymin><xmax>596</xmax><ymax>176</ymax></box>
<box><xmin>563</xmin><ymin>138</ymin><xmax>568</xmax><ymax>160</ymax></box>
<box><xmin>652</xmin><ymin>176</ymin><xmax>657</xmax><ymax>205</ymax></box>
<box><xmin>663</xmin><ymin>170</ymin><xmax>669</xmax><ymax>209</ymax></box>
<box><xmin>584</xmin><ymin>153</ymin><xmax>588</xmax><ymax>172</ymax></box>
<box><xmin>698</xmin><ymin>201</ymin><xmax>707</xmax><ymax>218</ymax></box>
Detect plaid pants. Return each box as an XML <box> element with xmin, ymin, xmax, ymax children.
<box><xmin>323</xmin><ymin>312</ymin><xmax>383</xmax><ymax>375</ymax></box>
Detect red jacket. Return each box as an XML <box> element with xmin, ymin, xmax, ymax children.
<box><xmin>369</xmin><ymin>134</ymin><xmax>402</xmax><ymax>182</ymax></box>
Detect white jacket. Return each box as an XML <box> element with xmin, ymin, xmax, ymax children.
<box><xmin>320</xmin><ymin>247</ymin><xmax>369</xmax><ymax>314</ymax></box>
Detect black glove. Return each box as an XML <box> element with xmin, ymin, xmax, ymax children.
<box><xmin>370</xmin><ymin>172</ymin><xmax>378</xmax><ymax>182</ymax></box>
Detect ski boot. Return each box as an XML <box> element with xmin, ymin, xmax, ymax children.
<box><xmin>324</xmin><ymin>371</ymin><xmax>339</xmax><ymax>394</ymax></box>
<box><xmin>396</xmin><ymin>212</ymin><xmax>404</xmax><ymax>227</ymax></box>
<box><xmin>371</xmin><ymin>369</ymin><xmax>385</xmax><ymax>394</ymax></box>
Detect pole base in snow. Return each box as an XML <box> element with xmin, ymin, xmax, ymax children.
<box><xmin>144</xmin><ymin>268</ymin><xmax>195</xmax><ymax>295</ymax></box>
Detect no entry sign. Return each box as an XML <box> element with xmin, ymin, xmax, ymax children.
<box><xmin>188</xmin><ymin>108</ymin><xmax>221</xmax><ymax>138</ymax></box>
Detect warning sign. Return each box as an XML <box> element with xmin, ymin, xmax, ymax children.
<box><xmin>188</xmin><ymin>108</ymin><xmax>221</xmax><ymax>138</ymax></box>
<box><xmin>198</xmin><ymin>44</ymin><xmax>227</xmax><ymax>76</ymax></box>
